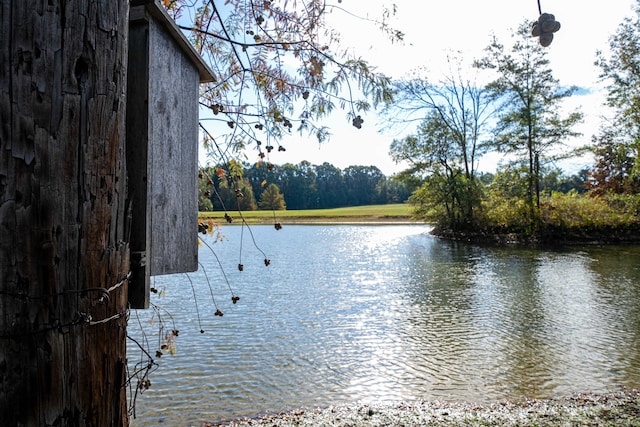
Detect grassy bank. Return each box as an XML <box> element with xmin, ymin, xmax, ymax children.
<box><xmin>199</xmin><ymin>204</ymin><xmax>416</xmax><ymax>224</ymax></box>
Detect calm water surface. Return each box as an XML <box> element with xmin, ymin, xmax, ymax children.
<box><xmin>128</xmin><ymin>224</ymin><xmax>640</xmax><ymax>426</ymax></box>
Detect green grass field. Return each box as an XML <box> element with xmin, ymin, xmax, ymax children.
<box><xmin>199</xmin><ymin>203</ymin><xmax>415</xmax><ymax>223</ymax></box>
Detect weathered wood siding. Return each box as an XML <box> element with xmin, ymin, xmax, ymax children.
<box><xmin>146</xmin><ymin>11</ymin><xmax>199</xmax><ymax>277</ymax></box>
<box><xmin>0</xmin><ymin>1</ymin><xmax>130</xmax><ymax>426</ymax></box>
<box><xmin>127</xmin><ymin>2</ymin><xmax>211</xmax><ymax>308</ymax></box>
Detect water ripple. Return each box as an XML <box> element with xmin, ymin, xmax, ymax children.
<box><xmin>129</xmin><ymin>225</ymin><xmax>640</xmax><ymax>426</ymax></box>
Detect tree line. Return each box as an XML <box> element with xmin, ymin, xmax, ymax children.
<box><xmin>198</xmin><ymin>161</ymin><xmax>414</xmax><ymax>211</ymax></box>
<box><xmin>385</xmin><ymin>13</ymin><xmax>640</xmax><ymax>239</ymax></box>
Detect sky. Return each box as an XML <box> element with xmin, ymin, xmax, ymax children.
<box><xmin>200</xmin><ymin>0</ymin><xmax>638</xmax><ymax>175</ymax></box>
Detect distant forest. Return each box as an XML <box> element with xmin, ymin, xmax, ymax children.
<box><xmin>198</xmin><ymin>160</ymin><xmax>591</xmax><ymax>213</ymax></box>
<box><xmin>198</xmin><ymin>161</ymin><xmax>415</xmax><ymax>211</ymax></box>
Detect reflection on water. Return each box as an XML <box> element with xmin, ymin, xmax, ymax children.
<box><xmin>128</xmin><ymin>225</ymin><xmax>640</xmax><ymax>426</ymax></box>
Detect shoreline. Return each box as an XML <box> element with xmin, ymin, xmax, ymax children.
<box><xmin>430</xmin><ymin>226</ymin><xmax>640</xmax><ymax>246</ymax></box>
<box><xmin>207</xmin><ymin>389</ymin><xmax>640</xmax><ymax>426</ymax></box>
<box><xmin>201</xmin><ymin>215</ymin><xmax>640</xmax><ymax>246</ymax></box>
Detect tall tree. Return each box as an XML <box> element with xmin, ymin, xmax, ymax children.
<box><xmin>258</xmin><ymin>183</ymin><xmax>286</xmax><ymax>210</ymax></box>
<box><xmin>245</xmin><ymin>161</ymin><xmax>281</xmax><ymax>202</ymax></box>
<box><xmin>388</xmin><ymin>58</ymin><xmax>493</xmax><ymax>182</ymax></box>
<box><xmin>343</xmin><ymin>165</ymin><xmax>385</xmax><ymax>206</ymax></box>
<box><xmin>375</xmin><ymin>176</ymin><xmax>413</xmax><ymax>204</ymax></box>
<box><xmin>1</xmin><ymin>1</ymin><xmax>129</xmax><ymax>425</ymax></box>
<box><xmin>390</xmin><ymin>112</ymin><xmax>475</xmax><ymax>228</ymax></box>
<box><xmin>592</xmin><ymin>2</ymin><xmax>640</xmax><ymax>193</ymax></box>
<box><xmin>387</xmin><ymin>57</ymin><xmax>494</xmax><ymax>226</ymax></box>
<box><xmin>314</xmin><ymin>162</ymin><xmax>347</xmax><ymax>208</ymax></box>
<box><xmin>588</xmin><ymin>129</ymin><xmax>638</xmax><ymax>195</ymax></box>
<box><xmin>474</xmin><ymin>23</ymin><xmax>583</xmax><ymax>222</ymax></box>
<box><xmin>296</xmin><ymin>160</ymin><xmax>319</xmax><ymax>209</ymax></box>
<box><xmin>227</xmin><ymin>177</ymin><xmax>259</xmax><ymax>211</ymax></box>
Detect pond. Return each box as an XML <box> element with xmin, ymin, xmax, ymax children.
<box><xmin>128</xmin><ymin>224</ymin><xmax>640</xmax><ymax>426</ymax></box>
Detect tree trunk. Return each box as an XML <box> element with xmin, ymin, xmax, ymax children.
<box><xmin>1</xmin><ymin>1</ymin><xmax>130</xmax><ymax>426</ymax></box>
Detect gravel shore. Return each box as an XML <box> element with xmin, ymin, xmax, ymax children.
<box><xmin>207</xmin><ymin>389</ymin><xmax>640</xmax><ymax>426</ymax></box>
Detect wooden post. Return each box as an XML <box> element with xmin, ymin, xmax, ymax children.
<box><xmin>0</xmin><ymin>1</ymin><xmax>130</xmax><ymax>425</ymax></box>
